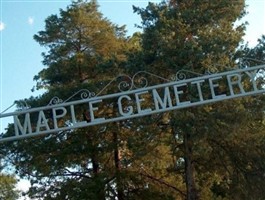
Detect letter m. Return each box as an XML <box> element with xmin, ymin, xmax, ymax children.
<box><xmin>14</xmin><ymin>113</ymin><xmax>32</xmax><ymax>136</ymax></box>
<box><xmin>153</xmin><ymin>87</ymin><xmax>173</xmax><ymax>110</ymax></box>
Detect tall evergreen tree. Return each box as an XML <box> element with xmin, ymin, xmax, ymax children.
<box><xmin>132</xmin><ymin>1</ymin><xmax>265</xmax><ymax>199</ymax></box>
<box><xmin>1</xmin><ymin>1</ymin><xmax>131</xmax><ymax>199</ymax></box>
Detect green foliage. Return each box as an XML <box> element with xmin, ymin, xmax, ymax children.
<box><xmin>33</xmin><ymin>0</ymin><xmax>127</xmax><ymax>91</ymax></box>
<box><xmin>131</xmin><ymin>1</ymin><xmax>265</xmax><ymax>199</ymax></box>
<box><xmin>1</xmin><ymin>0</ymin><xmax>265</xmax><ymax>200</ymax></box>
<box><xmin>133</xmin><ymin>0</ymin><xmax>246</xmax><ymax>75</ymax></box>
<box><xmin>0</xmin><ymin>173</ymin><xmax>20</xmax><ymax>200</ymax></box>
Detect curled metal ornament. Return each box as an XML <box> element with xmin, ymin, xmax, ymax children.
<box><xmin>205</xmin><ymin>66</ymin><xmax>219</xmax><ymax>75</ymax></box>
<box><xmin>132</xmin><ymin>71</ymin><xmax>170</xmax><ymax>89</ymax></box>
<box><xmin>174</xmin><ymin>70</ymin><xmax>202</xmax><ymax>81</ymax></box>
<box><xmin>175</xmin><ymin>70</ymin><xmax>187</xmax><ymax>81</ymax></box>
<box><xmin>80</xmin><ymin>89</ymin><xmax>96</xmax><ymax>99</ymax></box>
<box><xmin>96</xmin><ymin>74</ymin><xmax>133</xmax><ymax>96</ymax></box>
<box><xmin>132</xmin><ymin>75</ymin><xmax>148</xmax><ymax>89</ymax></box>
<box><xmin>238</xmin><ymin>58</ymin><xmax>250</xmax><ymax>69</ymax></box>
<box><xmin>48</xmin><ymin>96</ymin><xmax>63</xmax><ymax>105</ymax></box>
<box><xmin>238</xmin><ymin>57</ymin><xmax>265</xmax><ymax>69</ymax></box>
<box><xmin>63</xmin><ymin>89</ymin><xmax>96</xmax><ymax>103</ymax></box>
<box><xmin>117</xmin><ymin>76</ymin><xmax>133</xmax><ymax>92</ymax></box>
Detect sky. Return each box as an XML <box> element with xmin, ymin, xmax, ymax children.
<box><xmin>0</xmin><ymin>0</ymin><xmax>264</xmax><ymax>196</ymax></box>
<box><xmin>0</xmin><ymin>0</ymin><xmax>153</xmax><ymax>133</ymax></box>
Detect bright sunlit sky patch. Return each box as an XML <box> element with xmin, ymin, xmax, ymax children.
<box><xmin>0</xmin><ymin>0</ymin><xmax>264</xmax><ymax>134</ymax></box>
<box><xmin>27</xmin><ymin>16</ymin><xmax>34</xmax><ymax>25</ymax></box>
<box><xmin>0</xmin><ymin>21</ymin><xmax>5</xmax><ymax>31</ymax></box>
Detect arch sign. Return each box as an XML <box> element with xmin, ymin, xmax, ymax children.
<box><xmin>0</xmin><ymin>65</ymin><xmax>264</xmax><ymax>142</ymax></box>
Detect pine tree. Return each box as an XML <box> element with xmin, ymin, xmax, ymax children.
<box><xmin>132</xmin><ymin>1</ymin><xmax>265</xmax><ymax>199</ymax></box>
<box><xmin>1</xmin><ymin>1</ymin><xmax>130</xmax><ymax>199</ymax></box>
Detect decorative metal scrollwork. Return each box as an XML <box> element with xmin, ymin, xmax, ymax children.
<box><xmin>131</xmin><ymin>71</ymin><xmax>170</xmax><ymax>89</ymax></box>
<box><xmin>96</xmin><ymin>74</ymin><xmax>133</xmax><ymax>97</ymax></box>
<box><xmin>205</xmin><ymin>66</ymin><xmax>219</xmax><ymax>75</ymax></box>
<box><xmin>48</xmin><ymin>96</ymin><xmax>63</xmax><ymax>105</ymax></box>
<box><xmin>64</xmin><ymin>89</ymin><xmax>96</xmax><ymax>103</ymax></box>
<box><xmin>47</xmin><ymin>57</ymin><xmax>264</xmax><ymax>104</ymax></box>
<box><xmin>173</xmin><ymin>70</ymin><xmax>202</xmax><ymax>81</ymax></box>
<box><xmin>238</xmin><ymin>58</ymin><xmax>250</xmax><ymax>69</ymax></box>
<box><xmin>238</xmin><ymin>57</ymin><xmax>265</xmax><ymax>69</ymax></box>
<box><xmin>117</xmin><ymin>75</ymin><xmax>133</xmax><ymax>92</ymax></box>
<box><xmin>80</xmin><ymin>89</ymin><xmax>95</xmax><ymax>99</ymax></box>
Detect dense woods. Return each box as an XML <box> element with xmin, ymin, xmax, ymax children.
<box><xmin>0</xmin><ymin>0</ymin><xmax>265</xmax><ymax>199</ymax></box>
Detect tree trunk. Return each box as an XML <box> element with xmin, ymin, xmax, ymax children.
<box><xmin>113</xmin><ymin>124</ymin><xmax>124</xmax><ymax>200</ymax></box>
<box><xmin>184</xmin><ymin>131</ymin><xmax>198</xmax><ymax>200</ymax></box>
<box><xmin>86</xmin><ymin>132</ymin><xmax>104</xmax><ymax>199</ymax></box>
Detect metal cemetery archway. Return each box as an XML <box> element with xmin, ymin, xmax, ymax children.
<box><xmin>0</xmin><ymin>63</ymin><xmax>264</xmax><ymax>142</ymax></box>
